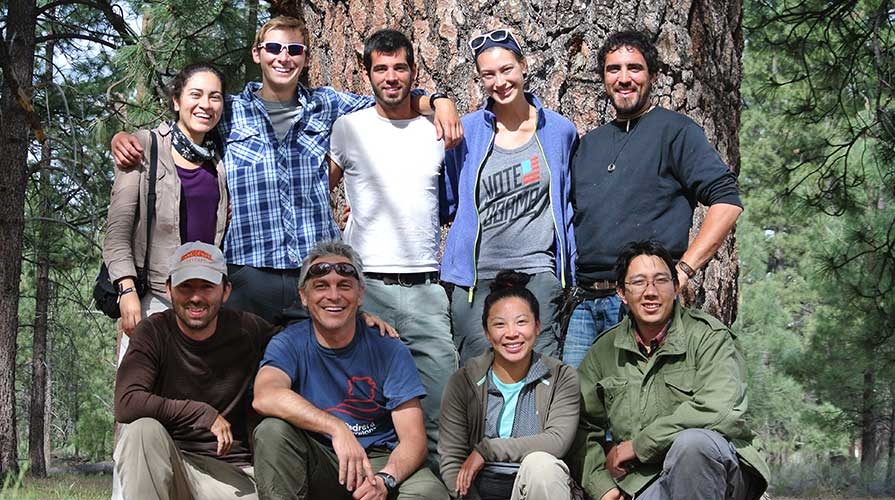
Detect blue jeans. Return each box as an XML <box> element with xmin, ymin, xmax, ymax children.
<box><xmin>561</xmin><ymin>294</ymin><xmax>622</xmax><ymax>368</ymax></box>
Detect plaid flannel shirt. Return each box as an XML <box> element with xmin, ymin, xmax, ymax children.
<box><xmin>219</xmin><ymin>82</ymin><xmax>373</xmax><ymax>269</ymax></box>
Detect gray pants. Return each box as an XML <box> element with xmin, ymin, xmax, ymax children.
<box><xmin>114</xmin><ymin>418</ymin><xmax>256</xmax><ymax>500</ymax></box>
<box><xmin>637</xmin><ymin>429</ymin><xmax>753</xmax><ymax>500</ymax></box>
<box><xmin>451</xmin><ymin>272</ymin><xmax>563</xmax><ymax>365</ymax></box>
<box><xmin>253</xmin><ymin>417</ymin><xmax>449</xmax><ymax>500</ymax></box>
<box><xmin>362</xmin><ymin>278</ymin><xmax>457</xmax><ymax>465</ymax></box>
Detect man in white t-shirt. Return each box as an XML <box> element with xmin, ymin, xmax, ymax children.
<box><xmin>327</xmin><ymin>29</ymin><xmax>458</xmax><ymax>466</ymax></box>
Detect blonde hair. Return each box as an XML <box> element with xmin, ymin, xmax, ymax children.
<box><xmin>254</xmin><ymin>16</ymin><xmax>309</xmax><ymax>47</ymax></box>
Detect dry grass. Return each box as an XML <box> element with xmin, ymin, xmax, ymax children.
<box><xmin>0</xmin><ymin>473</ymin><xmax>111</xmax><ymax>500</ymax></box>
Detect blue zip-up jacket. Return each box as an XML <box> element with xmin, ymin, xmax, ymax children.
<box><xmin>440</xmin><ymin>93</ymin><xmax>579</xmax><ymax>289</ymax></box>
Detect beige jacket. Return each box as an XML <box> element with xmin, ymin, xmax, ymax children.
<box><xmin>103</xmin><ymin>122</ymin><xmax>228</xmax><ymax>295</ymax></box>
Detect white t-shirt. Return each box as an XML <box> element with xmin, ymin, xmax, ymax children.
<box><xmin>329</xmin><ymin>107</ymin><xmax>444</xmax><ymax>273</ymax></box>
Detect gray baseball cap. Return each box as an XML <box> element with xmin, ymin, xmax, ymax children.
<box><xmin>168</xmin><ymin>242</ymin><xmax>227</xmax><ymax>287</ymax></box>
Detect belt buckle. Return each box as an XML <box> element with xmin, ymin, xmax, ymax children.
<box><xmin>397</xmin><ymin>274</ymin><xmax>415</xmax><ymax>287</ymax></box>
<box><xmin>590</xmin><ymin>280</ymin><xmax>616</xmax><ymax>291</ymax></box>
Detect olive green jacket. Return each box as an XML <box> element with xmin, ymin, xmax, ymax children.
<box><xmin>573</xmin><ymin>303</ymin><xmax>769</xmax><ymax>499</ymax></box>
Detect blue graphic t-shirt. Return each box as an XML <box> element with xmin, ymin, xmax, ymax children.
<box><xmin>260</xmin><ymin>317</ymin><xmax>426</xmax><ymax>449</ymax></box>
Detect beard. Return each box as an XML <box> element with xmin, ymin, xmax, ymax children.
<box><xmin>611</xmin><ymin>80</ymin><xmax>652</xmax><ymax>119</ymax></box>
<box><xmin>372</xmin><ymin>84</ymin><xmax>410</xmax><ymax>108</ymax></box>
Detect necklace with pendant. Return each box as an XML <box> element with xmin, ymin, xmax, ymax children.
<box><xmin>607</xmin><ymin>105</ymin><xmax>653</xmax><ymax>173</ymax></box>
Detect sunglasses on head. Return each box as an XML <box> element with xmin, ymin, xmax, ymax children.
<box><xmin>258</xmin><ymin>42</ymin><xmax>307</xmax><ymax>57</ymax></box>
<box><xmin>307</xmin><ymin>262</ymin><xmax>359</xmax><ymax>280</ymax></box>
<box><xmin>467</xmin><ymin>29</ymin><xmax>522</xmax><ymax>52</ymax></box>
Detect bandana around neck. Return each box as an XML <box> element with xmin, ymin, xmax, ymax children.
<box><xmin>170</xmin><ymin>122</ymin><xmax>216</xmax><ymax>163</ymax></box>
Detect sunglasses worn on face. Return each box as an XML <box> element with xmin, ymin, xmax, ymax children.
<box><xmin>307</xmin><ymin>262</ymin><xmax>359</xmax><ymax>280</ymax></box>
<box><xmin>467</xmin><ymin>29</ymin><xmax>521</xmax><ymax>52</ymax></box>
<box><xmin>258</xmin><ymin>42</ymin><xmax>307</xmax><ymax>56</ymax></box>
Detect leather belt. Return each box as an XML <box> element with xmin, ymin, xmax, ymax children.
<box><xmin>365</xmin><ymin>271</ymin><xmax>439</xmax><ymax>286</ymax></box>
<box><xmin>584</xmin><ymin>279</ymin><xmax>617</xmax><ymax>290</ymax></box>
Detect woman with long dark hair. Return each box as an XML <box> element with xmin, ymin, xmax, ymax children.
<box><xmin>103</xmin><ymin>63</ymin><xmax>229</xmax><ymax>349</ymax></box>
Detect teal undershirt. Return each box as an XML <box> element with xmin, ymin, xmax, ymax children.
<box><xmin>490</xmin><ymin>371</ymin><xmax>526</xmax><ymax>438</ymax></box>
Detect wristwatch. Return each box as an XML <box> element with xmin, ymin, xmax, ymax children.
<box><xmin>677</xmin><ymin>260</ymin><xmax>697</xmax><ymax>279</ymax></box>
<box><xmin>429</xmin><ymin>91</ymin><xmax>449</xmax><ymax>109</ymax></box>
<box><xmin>375</xmin><ymin>471</ymin><xmax>398</xmax><ymax>493</ymax></box>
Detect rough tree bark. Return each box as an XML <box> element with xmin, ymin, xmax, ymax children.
<box><xmin>28</xmin><ymin>38</ymin><xmax>55</xmax><ymax>478</ymax></box>
<box><xmin>0</xmin><ymin>0</ymin><xmax>38</xmax><ymax>477</ymax></box>
<box><xmin>887</xmin><ymin>387</ymin><xmax>895</xmax><ymax>489</ymax></box>
<box><xmin>862</xmin><ymin>363</ymin><xmax>879</xmax><ymax>479</ymax></box>
<box><xmin>272</xmin><ymin>0</ymin><xmax>744</xmax><ymax>323</ymax></box>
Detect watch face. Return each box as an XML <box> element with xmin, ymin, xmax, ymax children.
<box><xmin>377</xmin><ymin>472</ymin><xmax>397</xmax><ymax>488</ymax></box>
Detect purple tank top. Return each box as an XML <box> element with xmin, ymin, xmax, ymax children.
<box><xmin>176</xmin><ymin>161</ymin><xmax>219</xmax><ymax>244</ymax></box>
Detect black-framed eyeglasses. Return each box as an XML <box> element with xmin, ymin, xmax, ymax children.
<box><xmin>258</xmin><ymin>42</ymin><xmax>307</xmax><ymax>57</ymax></box>
<box><xmin>307</xmin><ymin>262</ymin><xmax>359</xmax><ymax>280</ymax></box>
<box><xmin>624</xmin><ymin>275</ymin><xmax>674</xmax><ymax>294</ymax></box>
<box><xmin>467</xmin><ymin>29</ymin><xmax>522</xmax><ymax>52</ymax></box>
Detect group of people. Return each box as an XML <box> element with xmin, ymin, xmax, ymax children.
<box><xmin>103</xmin><ymin>14</ymin><xmax>770</xmax><ymax>500</ymax></box>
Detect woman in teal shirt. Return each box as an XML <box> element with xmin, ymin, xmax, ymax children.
<box><xmin>438</xmin><ymin>271</ymin><xmax>581</xmax><ymax>500</ymax></box>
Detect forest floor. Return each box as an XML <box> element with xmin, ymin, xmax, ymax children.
<box><xmin>1</xmin><ymin>473</ymin><xmax>109</xmax><ymax>500</ymax></box>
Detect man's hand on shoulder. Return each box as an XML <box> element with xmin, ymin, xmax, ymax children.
<box><xmin>332</xmin><ymin>424</ymin><xmax>374</xmax><ymax>493</ymax></box>
<box><xmin>433</xmin><ymin>98</ymin><xmax>463</xmax><ymax>150</ymax></box>
<box><xmin>111</xmin><ymin>131</ymin><xmax>144</xmax><ymax>168</ymax></box>
<box><xmin>351</xmin><ymin>474</ymin><xmax>387</xmax><ymax>500</ymax></box>
<box><xmin>210</xmin><ymin>414</ymin><xmax>233</xmax><ymax>456</ymax></box>
<box><xmin>361</xmin><ymin>311</ymin><xmax>399</xmax><ymax>338</ymax></box>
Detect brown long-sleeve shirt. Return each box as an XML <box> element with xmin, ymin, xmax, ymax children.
<box><xmin>115</xmin><ymin>308</ymin><xmax>278</xmax><ymax>466</ymax></box>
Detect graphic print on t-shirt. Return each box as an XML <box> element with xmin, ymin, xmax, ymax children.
<box><xmin>325</xmin><ymin>376</ymin><xmax>381</xmax><ymax>437</ymax></box>
<box><xmin>480</xmin><ymin>155</ymin><xmax>542</xmax><ymax>231</ymax></box>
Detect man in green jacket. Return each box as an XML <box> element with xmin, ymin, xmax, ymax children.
<box><xmin>574</xmin><ymin>240</ymin><xmax>769</xmax><ymax>500</ymax></box>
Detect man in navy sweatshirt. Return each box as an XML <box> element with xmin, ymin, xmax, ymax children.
<box><xmin>562</xmin><ymin>30</ymin><xmax>743</xmax><ymax>368</ymax></box>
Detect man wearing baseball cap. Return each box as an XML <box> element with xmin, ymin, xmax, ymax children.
<box><xmin>114</xmin><ymin>242</ymin><xmax>278</xmax><ymax>499</ymax></box>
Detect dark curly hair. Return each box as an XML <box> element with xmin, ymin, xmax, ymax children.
<box><xmin>597</xmin><ymin>30</ymin><xmax>660</xmax><ymax>76</ymax></box>
<box><xmin>363</xmin><ymin>29</ymin><xmax>415</xmax><ymax>73</ymax></box>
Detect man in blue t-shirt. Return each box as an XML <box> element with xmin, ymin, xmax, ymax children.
<box><xmin>252</xmin><ymin>241</ymin><xmax>448</xmax><ymax>500</ymax></box>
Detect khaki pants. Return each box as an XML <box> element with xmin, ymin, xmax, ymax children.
<box><xmin>510</xmin><ymin>452</ymin><xmax>571</xmax><ymax>500</ymax></box>
<box><xmin>114</xmin><ymin>418</ymin><xmax>256</xmax><ymax>500</ymax></box>
<box><xmin>112</xmin><ymin>293</ymin><xmax>171</xmax><ymax>500</ymax></box>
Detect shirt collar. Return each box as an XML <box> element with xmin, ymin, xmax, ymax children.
<box><xmin>634</xmin><ymin>320</ymin><xmax>672</xmax><ymax>357</ymax></box>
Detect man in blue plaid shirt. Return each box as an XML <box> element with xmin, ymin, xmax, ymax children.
<box><xmin>112</xmin><ymin>16</ymin><xmax>462</xmax><ymax>326</ymax></box>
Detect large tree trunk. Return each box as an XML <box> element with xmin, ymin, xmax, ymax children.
<box><xmin>862</xmin><ymin>364</ymin><xmax>879</xmax><ymax>480</ymax></box>
<box><xmin>0</xmin><ymin>0</ymin><xmax>37</xmax><ymax>477</ymax></box>
<box><xmin>28</xmin><ymin>34</ymin><xmax>56</xmax><ymax>477</ymax></box>
<box><xmin>28</xmin><ymin>35</ymin><xmax>55</xmax><ymax>479</ymax></box>
<box><xmin>886</xmin><ymin>387</ymin><xmax>895</xmax><ymax>490</ymax></box>
<box><xmin>273</xmin><ymin>0</ymin><xmax>744</xmax><ymax>323</ymax></box>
